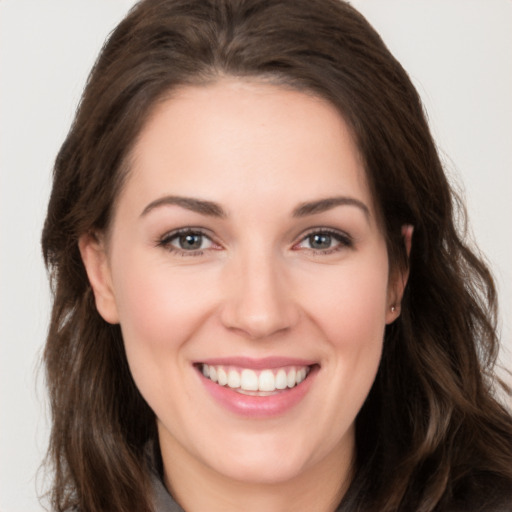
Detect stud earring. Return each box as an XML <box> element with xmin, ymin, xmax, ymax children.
<box><xmin>391</xmin><ymin>305</ymin><xmax>396</xmax><ymax>313</ymax></box>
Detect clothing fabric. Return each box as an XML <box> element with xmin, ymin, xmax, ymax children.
<box><xmin>150</xmin><ymin>472</ymin><xmax>185</xmax><ymax>512</ymax></box>
<box><xmin>150</xmin><ymin>471</ymin><xmax>512</xmax><ymax>512</ymax></box>
<box><xmin>149</xmin><ymin>471</ymin><xmax>347</xmax><ymax>512</ymax></box>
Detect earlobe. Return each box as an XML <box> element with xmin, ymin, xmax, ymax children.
<box><xmin>386</xmin><ymin>224</ymin><xmax>413</xmax><ymax>324</ymax></box>
<box><xmin>78</xmin><ymin>233</ymin><xmax>119</xmax><ymax>324</ymax></box>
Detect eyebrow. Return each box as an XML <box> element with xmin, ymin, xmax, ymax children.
<box><xmin>140</xmin><ymin>196</ymin><xmax>227</xmax><ymax>218</ymax></box>
<box><xmin>140</xmin><ymin>194</ymin><xmax>370</xmax><ymax>220</ymax></box>
<box><xmin>292</xmin><ymin>196</ymin><xmax>370</xmax><ymax>219</ymax></box>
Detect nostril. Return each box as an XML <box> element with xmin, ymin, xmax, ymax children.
<box><xmin>219</xmin><ymin>297</ymin><xmax>300</xmax><ymax>340</ymax></box>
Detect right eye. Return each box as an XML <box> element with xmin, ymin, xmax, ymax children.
<box><xmin>158</xmin><ymin>228</ymin><xmax>216</xmax><ymax>255</ymax></box>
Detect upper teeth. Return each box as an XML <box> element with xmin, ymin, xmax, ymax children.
<box><xmin>201</xmin><ymin>364</ymin><xmax>310</xmax><ymax>393</ymax></box>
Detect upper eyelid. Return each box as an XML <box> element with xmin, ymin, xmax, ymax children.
<box><xmin>297</xmin><ymin>227</ymin><xmax>352</xmax><ymax>241</ymax></box>
<box><xmin>156</xmin><ymin>226</ymin><xmax>352</xmax><ymax>249</ymax></box>
<box><xmin>160</xmin><ymin>227</ymin><xmax>213</xmax><ymax>241</ymax></box>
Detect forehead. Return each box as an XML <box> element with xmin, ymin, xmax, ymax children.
<box><xmin>121</xmin><ymin>79</ymin><xmax>375</xmax><ymax>221</ymax></box>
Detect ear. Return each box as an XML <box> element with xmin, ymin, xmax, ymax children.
<box><xmin>386</xmin><ymin>224</ymin><xmax>413</xmax><ymax>324</ymax></box>
<box><xmin>78</xmin><ymin>233</ymin><xmax>119</xmax><ymax>324</ymax></box>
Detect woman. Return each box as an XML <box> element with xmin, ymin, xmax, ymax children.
<box><xmin>41</xmin><ymin>0</ymin><xmax>512</xmax><ymax>510</ymax></box>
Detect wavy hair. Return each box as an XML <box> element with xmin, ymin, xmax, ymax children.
<box><xmin>41</xmin><ymin>1</ymin><xmax>512</xmax><ymax>510</ymax></box>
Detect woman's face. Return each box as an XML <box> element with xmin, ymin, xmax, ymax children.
<box><xmin>82</xmin><ymin>80</ymin><xmax>403</xmax><ymax>488</ymax></box>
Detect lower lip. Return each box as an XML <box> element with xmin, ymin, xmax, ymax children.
<box><xmin>197</xmin><ymin>366</ymin><xmax>318</xmax><ymax>418</ymax></box>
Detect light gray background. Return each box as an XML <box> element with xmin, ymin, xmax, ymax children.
<box><xmin>1</xmin><ymin>1</ymin><xmax>510</xmax><ymax>510</ymax></box>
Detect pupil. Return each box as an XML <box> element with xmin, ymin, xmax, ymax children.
<box><xmin>180</xmin><ymin>234</ymin><xmax>202</xmax><ymax>250</ymax></box>
<box><xmin>310</xmin><ymin>233</ymin><xmax>331</xmax><ymax>249</ymax></box>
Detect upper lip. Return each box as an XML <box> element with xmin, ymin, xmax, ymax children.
<box><xmin>195</xmin><ymin>356</ymin><xmax>317</xmax><ymax>369</ymax></box>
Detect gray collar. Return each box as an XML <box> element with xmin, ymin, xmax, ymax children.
<box><xmin>150</xmin><ymin>470</ymin><xmax>185</xmax><ymax>512</ymax></box>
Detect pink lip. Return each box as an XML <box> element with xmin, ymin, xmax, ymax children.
<box><xmin>196</xmin><ymin>361</ymin><xmax>319</xmax><ymax>418</ymax></box>
<box><xmin>196</xmin><ymin>356</ymin><xmax>317</xmax><ymax>370</ymax></box>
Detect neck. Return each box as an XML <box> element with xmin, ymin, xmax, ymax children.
<box><xmin>159</xmin><ymin>430</ymin><xmax>354</xmax><ymax>512</ymax></box>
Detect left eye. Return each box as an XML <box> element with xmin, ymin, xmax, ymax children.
<box><xmin>306</xmin><ymin>233</ymin><xmax>335</xmax><ymax>250</ymax></box>
<box><xmin>296</xmin><ymin>230</ymin><xmax>351</xmax><ymax>251</ymax></box>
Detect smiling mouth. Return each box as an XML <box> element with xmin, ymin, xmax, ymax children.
<box><xmin>196</xmin><ymin>363</ymin><xmax>313</xmax><ymax>396</ymax></box>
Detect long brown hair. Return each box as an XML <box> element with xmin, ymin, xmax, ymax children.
<box><xmin>41</xmin><ymin>1</ymin><xmax>512</xmax><ymax>510</ymax></box>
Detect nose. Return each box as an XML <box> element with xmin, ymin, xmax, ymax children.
<box><xmin>219</xmin><ymin>249</ymin><xmax>300</xmax><ymax>340</ymax></box>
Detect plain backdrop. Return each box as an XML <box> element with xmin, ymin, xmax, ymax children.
<box><xmin>1</xmin><ymin>1</ymin><xmax>511</xmax><ymax>510</ymax></box>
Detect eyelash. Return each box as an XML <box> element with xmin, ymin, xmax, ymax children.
<box><xmin>156</xmin><ymin>227</ymin><xmax>353</xmax><ymax>257</ymax></box>
<box><xmin>156</xmin><ymin>228</ymin><xmax>216</xmax><ymax>256</ymax></box>
<box><xmin>294</xmin><ymin>228</ymin><xmax>353</xmax><ymax>255</ymax></box>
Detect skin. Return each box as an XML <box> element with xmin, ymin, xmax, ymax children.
<box><xmin>80</xmin><ymin>79</ymin><xmax>409</xmax><ymax>512</ymax></box>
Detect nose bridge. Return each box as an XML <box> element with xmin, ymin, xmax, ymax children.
<box><xmin>220</xmin><ymin>242</ymin><xmax>298</xmax><ymax>339</ymax></box>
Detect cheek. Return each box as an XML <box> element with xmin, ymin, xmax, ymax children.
<box><xmin>302</xmin><ymin>257</ymin><xmax>390</xmax><ymax>348</ymax></box>
<box><xmin>318</xmin><ymin>267</ymin><xmax>388</xmax><ymax>429</ymax></box>
<box><xmin>300</xmin><ymin>254</ymin><xmax>389</xmax><ymax>412</ymax></box>
<box><xmin>116</xmin><ymin>274</ymin><xmax>177</xmax><ymax>350</ymax></box>
<box><xmin>110</xmin><ymin>257</ymin><xmax>218</xmax><ymax>419</ymax></box>
<box><xmin>110</xmin><ymin>253</ymin><xmax>214</xmax><ymax>369</ymax></box>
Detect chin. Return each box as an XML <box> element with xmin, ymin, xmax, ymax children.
<box><xmin>212</xmin><ymin>452</ymin><xmax>311</xmax><ymax>485</ymax></box>
<box><xmin>200</xmin><ymin>429</ymin><xmax>330</xmax><ymax>485</ymax></box>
